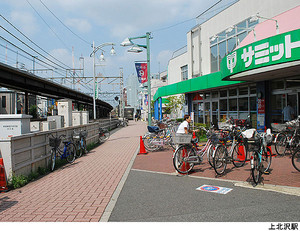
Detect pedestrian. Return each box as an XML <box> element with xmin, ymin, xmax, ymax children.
<box><xmin>282</xmin><ymin>103</ymin><xmax>295</xmax><ymax>122</ymax></box>
<box><xmin>134</xmin><ymin>114</ymin><xmax>137</xmax><ymax>122</ymax></box>
<box><xmin>176</xmin><ymin>114</ymin><xmax>199</xmax><ymax>134</ymax></box>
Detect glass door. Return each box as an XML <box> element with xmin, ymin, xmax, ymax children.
<box><xmin>212</xmin><ymin>101</ymin><xmax>219</xmax><ymax>126</ymax></box>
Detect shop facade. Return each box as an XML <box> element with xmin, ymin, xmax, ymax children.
<box><xmin>153</xmin><ymin>1</ymin><xmax>300</xmax><ymax>131</ymax></box>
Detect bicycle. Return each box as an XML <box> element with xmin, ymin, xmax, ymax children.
<box><xmin>292</xmin><ymin>146</ymin><xmax>300</xmax><ymax>172</ymax></box>
<box><xmin>273</xmin><ymin>116</ymin><xmax>300</xmax><ymax>155</ymax></box>
<box><xmin>212</xmin><ymin>126</ymin><xmax>248</xmax><ymax>175</ymax></box>
<box><xmin>250</xmin><ymin>129</ymin><xmax>273</xmax><ymax>185</ymax></box>
<box><xmin>49</xmin><ymin>134</ymin><xmax>76</xmax><ymax>171</ymax></box>
<box><xmin>172</xmin><ymin>128</ymin><xmax>217</xmax><ymax>174</ymax></box>
<box><xmin>99</xmin><ymin>127</ymin><xmax>110</xmax><ymax>143</ymax></box>
<box><xmin>73</xmin><ymin>130</ymin><xmax>88</xmax><ymax>158</ymax></box>
<box><xmin>143</xmin><ymin>125</ymin><xmax>176</xmax><ymax>151</ymax></box>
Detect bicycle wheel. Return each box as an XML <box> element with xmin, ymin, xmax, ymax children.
<box><xmin>82</xmin><ymin>139</ymin><xmax>88</xmax><ymax>154</ymax></box>
<box><xmin>207</xmin><ymin>144</ymin><xmax>215</xmax><ymax>167</ymax></box>
<box><xmin>251</xmin><ymin>152</ymin><xmax>262</xmax><ymax>185</ymax></box>
<box><xmin>143</xmin><ymin>134</ymin><xmax>160</xmax><ymax>151</ymax></box>
<box><xmin>274</xmin><ymin>133</ymin><xmax>287</xmax><ymax>156</ymax></box>
<box><xmin>75</xmin><ymin>140</ymin><xmax>83</xmax><ymax>158</ymax></box>
<box><xmin>173</xmin><ymin>145</ymin><xmax>195</xmax><ymax>174</ymax></box>
<box><xmin>292</xmin><ymin>149</ymin><xmax>300</xmax><ymax>172</ymax></box>
<box><xmin>213</xmin><ymin>145</ymin><xmax>227</xmax><ymax>175</ymax></box>
<box><xmin>66</xmin><ymin>143</ymin><xmax>76</xmax><ymax>163</ymax></box>
<box><xmin>261</xmin><ymin>146</ymin><xmax>272</xmax><ymax>173</ymax></box>
<box><xmin>232</xmin><ymin>142</ymin><xmax>247</xmax><ymax>167</ymax></box>
<box><xmin>50</xmin><ymin>149</ymin><xmax>56</xmax><ymax>171</ymax></box>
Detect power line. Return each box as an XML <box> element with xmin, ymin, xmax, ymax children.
<box><xmin>0</xmin><ymin>14</ymin><xmax>71</xmax><ymax>70</ymax></box>
<box><xmin>26</xmin><ymin>0</ymin><xmax>72</xmax><ymax>53</ymax></box>
<box><xmin>39</xmin><ymin>0</ymin><xmax>91</xmax><ymax>46</ymax></box>
<box><xmin>0</xmin><ymin>24</ymin><xmax>71</xmax><ymax>70</ymax></box>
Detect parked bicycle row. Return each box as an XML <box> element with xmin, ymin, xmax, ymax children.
<box><xmin>143</xmin><ymin>115</ymin><xmax>300</xmax><ymax>185</ymax></box>
<box><xmin>48</xmin><ymin>126</ymin><xmax>110</xmax><ymax>171</ymax></box>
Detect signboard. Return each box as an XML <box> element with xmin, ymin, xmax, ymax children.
<box><xmin>221</xmin><ymin>29</ymin><xmax>300</xmax><ymax>78</ymax></box>
<box><xmin>196</xmin><ymin>185</ymin><xmax>233</xmax><ymax>194</ymax></box>
<box><xmin>135</xmin><ymin>62</ymin><xmax>148</xmax><ymax>83</ymax></box>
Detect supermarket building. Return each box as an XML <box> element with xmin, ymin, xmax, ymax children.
<box><xmin>153</xmin><ymin>0</ymin><xmax>300</xmax><ymax>131</ymax></box>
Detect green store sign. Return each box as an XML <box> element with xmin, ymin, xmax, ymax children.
<box><xmin>221</xmin><ymin>28</ymin><xmax>300</xmax><ymax>78</ymax></box>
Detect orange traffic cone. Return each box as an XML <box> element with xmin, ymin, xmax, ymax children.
<box><xmin>0</xmin><ymin>158</ymin><xmax>8</xmax><ymax>192</ymax></box>
<box><xmin>192</xmin><ymin>131</ymin><xmax>196</xmax><ymax>139</ymax></box>
<box><xmin>138</xmin><ymin>136</ymin><xmax>148</xmax><ymax>155</ymax></box>
<box><xmin>179</xmin><ymin>147</ymin><xmax>190</xmax><ymax>175</ymax></box>
<box><xmin>238</xmin><ymin>144</ymin><xmax>246</xmax><ymax>162</ymax></box>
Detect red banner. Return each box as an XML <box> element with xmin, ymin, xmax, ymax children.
<box><xmin>135</xmin><ymin>62</ymin><xmax>148</xmax><ymax>84</ymax></box>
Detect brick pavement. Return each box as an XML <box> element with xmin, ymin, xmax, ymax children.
<box><xmin>0</xmin><ymin>120</ymin><xmax>147</xmax><ymax>222</ymax></box>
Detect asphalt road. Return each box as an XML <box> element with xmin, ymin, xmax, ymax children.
<box><xmin>109</xmin><ymin>169</ymin><xmax>300</xmax><ymax>222</ymax></box>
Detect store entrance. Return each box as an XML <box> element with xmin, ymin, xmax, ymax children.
<box><xmin>287</xmin><ymin>93</ymin><xmax>298</xmax><ymax>119</ymax></box>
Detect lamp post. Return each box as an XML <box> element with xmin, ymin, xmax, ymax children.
<box><xmin>121</xmin><ymin>32</ymin><xmax>152</xmax><ymax>125</ymax></box>
<box><xmin>90</xmin><ymin>42</ymin><xmax>116</xmax><ymax>120</ymax></box>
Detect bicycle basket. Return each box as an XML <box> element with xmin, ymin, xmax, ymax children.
<box><xmin>271</xmin><ymin>123</ymin><xmax>289</xmax><ymax>132</ymax></box>
<box><xmin>80</xmin><ymin>131</ymin><xmax>87</xmax><ymax>137</ymax></box>
<box><xmin>173</xmin><ymin>134</ymin><xmax>192</xmax><ymax>144</ymax></box>
<box><xmin>49</xmin><ymin>137</ymin><xmax>61</xmax><ymax>148</ymax></box>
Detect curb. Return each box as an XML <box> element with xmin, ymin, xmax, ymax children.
<box><xmin>99</xmin><ymin>147</ymin><xmax>140</xmax><ymax>222</ymax></box>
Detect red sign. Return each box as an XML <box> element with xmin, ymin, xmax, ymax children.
<box><xmin>257</xmin><ymin>99</ymin><xmax>265</xmax><ymax>114</ymax></box>
<box><xmin>135</xmin><ymin>62</ymin><xmax>148</xmax><ymax>84</ymax></box>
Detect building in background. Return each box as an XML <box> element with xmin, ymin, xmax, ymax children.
<box><xmin>154</xmin><ymin>0</ymin><xmax>300</xmax><ymax>131</ymax></box>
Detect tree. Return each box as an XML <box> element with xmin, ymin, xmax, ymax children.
<box><xmin>164</xmin><ymin>95</ymin><xmax>185</xmax><ymax>118</ymax></box>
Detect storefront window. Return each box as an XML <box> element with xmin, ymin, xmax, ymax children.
<box><xmin>239</xmin><ymin>97</ymin><xmax>248</xmax><ymax>111</ymax></box>
<box><xmin>219</xmin><ymin>41</ymin><xmax>226</xmax><ymax>70</ymax></box>
<box><xmin>220</xmin><ymin>99</ymin><xmax>227</xmax><ymax>121</ymax></box>
<box><xmin>229</xmin><ymin>98</ymin><xmax>237</xmax><ymax>118</ymax></box>
<box><xmin>239</xmin><ymin>87</ymin><xmax>248</xmax><ymax>95</ymax></box>
<box><xmin>227</xmin><ymin>37</ymin><xmax>237</xmax><ymax>55</ymax></box>
<box><xmin>211</xmin><ymin>45</ymin><xmax>218</xmax><ymax>73</ymax></box>
<box><xmin>250</xmin><ymin>97</ymin><xmax>256</xmax><ymax>111</ymax></box>
<box><xmin>271</xmin><ymin>94</ymin><xmax>284</xmax><ymax>123</ymax></box>
<box><xmin>229</xmin><ymin>98</ymin><xmax>237</xmax><ymax>111</ymax></box>
<box><xmin>204</xmin><ymin>92</ymin><xmax>210</xmax><ymax>99</ymax></box>
<box><xmin>271</xmin><ymin>80</ymin><xmax>284</xmax><ymax>90</ymax></box>
<box><xmin>229</xmin><ymin>89</ymin><xmax>237</xmax><ymax>97</ymax></box>
<box><xmin>212</xmin><ymin>91</ymin><xmax>218</xmax><ymax>98</ymax></box>
<box><xmin>250</xmin><ymin>85</ymin><xmax>256</xmax><ymax>95</ymax></box>
<box><xmin>204</xmin><ymin>102</ymin><xmax>210</xmax><ymax>124</ymax></box>
<box><xmin>220</xmin><ymin>90</ymin><xmax>227</xmax><ymax>98</ymax></box>
<box><xmin>286</xmin><ymin>79</ymin><xmax>300</xmax><ymax>89</ymax></box>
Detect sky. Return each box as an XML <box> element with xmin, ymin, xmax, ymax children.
<box><xmin>0</xmin><ymin>0</ymin><xmax>226</xmax><ymax>106</ymax></box>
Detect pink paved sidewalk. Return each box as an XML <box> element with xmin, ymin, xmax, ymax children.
<box><xmin>0</xmin><ymin>121</ymin><xmax>147</xmax><ymax>222</ymax></box>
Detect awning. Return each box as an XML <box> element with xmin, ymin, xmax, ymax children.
<box><xmin>153</xmin><ymin>72</ymin><xmax>242</xmax><ymax>101</ymax></box>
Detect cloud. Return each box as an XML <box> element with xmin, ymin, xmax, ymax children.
<box><xmin>43</xmin><ymin>0</ymin><xmax>216</xmax><ymax>38</ymax></box>
<box><xmin>65</xmin><ymin>18</ymin><xmax>92</xmax><ymax>33</ymax></box>
<box><xmin>10</xmin><ymin>11</ymin><xmax>38</xmax><ymax>36</ymax></box>
<box><xmin>157</xmin><ymin>50</ymin><xmax>173</xmax><ymax>71</ymax></box>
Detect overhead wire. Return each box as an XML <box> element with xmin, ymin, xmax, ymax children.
<box><xmin>25</xmin><ymin>0</ymin><xmax>72</xmax><ymax>53</ymax></box>
<box><xmin>0</xmin><ymin>14</ymin><xmax>71</xmax><ymax>70</ymax></box>
<box><xmin>39</xmin><ymin>0</ymin><xmax>91</xmax><ymax>46</ymax></box>
<box><xmin>0</xmin><ymin>24</ymin><xmax>71</xmax><ymax>71</ymax></box>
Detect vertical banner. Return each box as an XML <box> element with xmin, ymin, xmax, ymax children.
<box><xmin>135</xmin><ymin>62</ymin><xmax>148</xmax><ymax>83</ymax></box>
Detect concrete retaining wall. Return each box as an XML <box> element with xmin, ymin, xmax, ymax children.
<box><xmin>0</xmin><ymin>118</ymin><xmax>119</xmax><ymax>180</ymax></box>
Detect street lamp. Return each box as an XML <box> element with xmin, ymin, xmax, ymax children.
<box><xmin>250</xmin><ymin>13</ymin><xmax>279</xmax><ymax>34</ymax></box>
<box><xmin>90</xmin><ymin>42</ymin><xmax>116</xmax><ymax>120</ymax></box>
<box><xmin>121</xmin><ymin>32</ymin><xmax>152</xmax><ymax>125</ymax></box>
